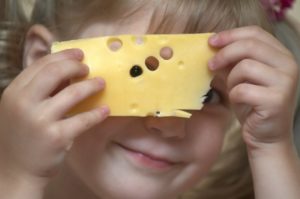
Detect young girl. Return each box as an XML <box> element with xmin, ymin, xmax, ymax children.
<box><xmin>0</xmin><ymin>0</ymin><xmax>300</xmax><ymax>199</ymax></box>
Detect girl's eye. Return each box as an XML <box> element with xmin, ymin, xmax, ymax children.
<box><xmin>203</xmin><ymin>89</ymin><xmax>221</xmax><ymax>104</ymax></box>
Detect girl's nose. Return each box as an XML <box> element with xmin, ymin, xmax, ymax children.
<box><xmin>143</xmin><ymin>116</ymin><xmax>187</xmax><ymax>139</ymax></box>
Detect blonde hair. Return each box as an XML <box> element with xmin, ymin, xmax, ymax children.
<box><xmin>0</xmin><ymin>0</ymin><xmax>272</xmax><ymax>198</ymax></box>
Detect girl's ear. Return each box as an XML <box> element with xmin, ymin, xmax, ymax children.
<box><xmin>23</xmin><ymin>24</ymin><xmax>55</xmax><ymax>68</ymax></box>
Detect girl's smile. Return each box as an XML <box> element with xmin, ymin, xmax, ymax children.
<box><xmin>113</xmin><ymin>141</ymin><xmax>183</xmax><ymax>171</ymax></box>
<box><xmin>63</xmin><ymin>105</ymin><xmax>232</xmax><ymax>198</ymax></box>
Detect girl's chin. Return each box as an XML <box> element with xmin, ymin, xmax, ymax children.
<box><xmin>79</xmin><ymin>143</ymin><xmax>184</xmax><ymax>199</ymax></box>
<box><xmin>68</xmin><ymin>140</ymin><xmax>200</xmax><ymax>199</ymax></box>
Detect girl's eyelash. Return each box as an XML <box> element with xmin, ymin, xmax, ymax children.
<box><xmin>203</xmin><ymin>89</ymin><xmax>213</xmax><ymax>104</ymax></box>
<box><xmin>203</xmin><ymin>88</ymin><xmax>222</xmax><ymax>104</ymax></box>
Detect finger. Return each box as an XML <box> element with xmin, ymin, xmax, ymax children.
<box><xmin>55</xmin><ymin>106</ymin><xmax>110</xmax><ymax>140</ymax></box>
<box><xmin>227</xmin><ymin>59</ymin><xmax>287</xmax><ymax>91</ymax></box>
<box><xmin>12</xmin><ymin>49</ymin><xmax>84</xmax><ymax>90</ymax></box>
<box><xmin>209</xmin><ymin>26</ymin><xmax>290</xmax><ymax>55</ymax></box>
<box><xmin>208</xmin><ymin>38</ymin><xmax>294</xmax><ymax>72</ymax></box>
<box><xmin>24</xmin><ymin>60</ymin><xmax>89</xmax><ymax>101</ymax></box>
<box><xmin>229</xmin><ymin>83</ymin><xmax>279</xmax><ymax>108</ymax></box>
<box><xmin>44</xmin><ymin>78</ymin><xmax>105</xmax><ymax>119</ymax></box>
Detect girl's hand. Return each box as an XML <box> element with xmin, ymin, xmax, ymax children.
<box><xmin>0</xmin><ymin>49</ymin><xmax>109</xmax><ymax>191</ymax></box>
<box><xmin>209</xmin><ymin>26</ymin><xmax>298</xmax><ymax>149</ymax></box>
<box><xmin>208</xmin><ymin>26</ymin><xmax>300</xmax><ymax>199</ymax></box>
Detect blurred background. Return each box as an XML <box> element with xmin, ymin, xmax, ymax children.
<box><xmin>290</xmin><ymin>0</ymin><xmax>300</xmax><ymax>19</ymax></box>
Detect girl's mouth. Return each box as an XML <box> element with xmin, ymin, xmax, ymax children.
<box><xmin>115</xmin><ymin>143</ymin><xmax>179</xmax><ymax>171</ymax></box>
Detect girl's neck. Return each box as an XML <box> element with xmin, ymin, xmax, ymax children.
<box><xmin>43</xmin><ymin>162</ymin><xmax>100</xmax><ymax>199</ymax></box>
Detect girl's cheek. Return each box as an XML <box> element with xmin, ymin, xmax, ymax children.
<box><xmin>188</xmin><ymin>108</ymin><xmax>234</xmax><ymax>155</ymax></box>
<box><xmin>190</xmin><ymin>105</ymin><xmax>234</xmax><ymax>131</ymax></box>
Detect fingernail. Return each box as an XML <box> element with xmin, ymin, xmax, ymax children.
<box><xmin>73</xmin><ymin>49</ymin><xmax>84</xmax><ymax>60</ymax></box>
<box><xmin>95</xmin><ymin>77</ymin><xmax>105</xmax><ymax>87</ymax></box>
<box><xmin>209</xmin><ymin>34</ymin><xmax>219</xmax><ymax>46</ymax></box>
<box><xmin>100</xmin><ymin>105</ymin><xmax>110</xmax><ymax>116</ymax></box>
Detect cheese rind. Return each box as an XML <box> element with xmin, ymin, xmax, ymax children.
<box><xmin>51</xmin><ymin>34</ymin><xmax>215</xmax><ymax>118</ymax></box>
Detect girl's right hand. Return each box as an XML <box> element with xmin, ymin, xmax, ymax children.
<box><xmin>0</xmin><ymin>49</ymin><xmax>109</xmax><ymax>187</ymax></box>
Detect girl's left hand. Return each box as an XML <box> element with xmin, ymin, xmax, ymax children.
<box><xmin>208</xmin><ymin>26</ymin><xmax>299</xmax><ymax>150</ymax></box>
<box><xmin>208</xmin><ymin>26</ymin><xmax>300</xmax><ymax>199</ymax></box>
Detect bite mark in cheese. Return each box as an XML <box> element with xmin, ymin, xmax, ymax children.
<box><xmin>51</xmin><ymin>34</ymin><xmax>215</xmax><ymax>118</ymax></box>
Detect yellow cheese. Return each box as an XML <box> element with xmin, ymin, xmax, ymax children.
<box><xmin>51</xmin><ymin>34</ymin><xmax>215</xmax><ymax>118</ymax></box>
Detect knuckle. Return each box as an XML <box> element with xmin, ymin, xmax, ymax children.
<box><xmin>81</xmin><ymin>111</ymin><xmax>100</xmax><ymax>129</ymax></box>
<box><xmin>44</xmin><ymin>64</ymin><xmax>63</xmax><ymax>77</ymax></box>
<box><xmin>66</xmin><ymin>85</ymin><xmax>82</xmax><ymax>98</ymax></box>
<box><xmin>28</xmin><ymin>115</ymin><xmax>49</xmax><ymax>134</ymax></box>
<box><xmin>45</xmin><ymin>125</ymin><xmax>66</xmax><ymax>148</ymax></box>
<box><xmin>248</xmin><ymin>25</ymin><xmax>264</xmax><ymax>36</ymax></box>
<box><xmin>238</xmin><ymin>59</ymin><xmax>254</xmax><ymax>71</ymax></box>
<box><xmin>34</xmin><ymin>54</ymin><xmax>51</xmax><ymax>66</ymax></box>
<box><xmin>35</xmin><ymin>112</ymin><xmax>49</xmax><ymax>126</ymax></box>
<box><xmin>15</xmin><ymin>97</ymin><xmax>30</xmax><ymax>113</ymax></box>
<box><xmin>235</xmin><ymin>84</ymin><xmax>247</xmax><ymax>97</ymax></box>
<box><xmin>244</xmin><ymin>39</ymin><xmax>256</xmax><ymax>51</ymax></box>
<box><xmin>230</xmin><ymin>84</ymin><xmax>249</xmax><ymax>101</ymax></box>
<box><xmin>215</xmin><ymin>50</ymin><xmax>227</xmax><ymax>63</ymax></box>
<box><xmin>85</xmin><ymin>79</ymin><xmax>103</xmax><ymax>93</ymax></box>
<box><xmin>219</xmin><ymin>31</ymin><xmax>229</xmax><ymax>42</ymax></box>
<box><xmin>81</xmin><ymin>116</ymin><xmax>93</xmax><ymax>129</ymax></box>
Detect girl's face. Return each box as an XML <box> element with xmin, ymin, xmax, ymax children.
<box><xmin>60</xmin><ymin>7</ymin><xmax>233</xmax><ymax>199</ymax></box>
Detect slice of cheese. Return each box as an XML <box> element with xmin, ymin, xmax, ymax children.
<box><xmin>51</xmin><ymin>34</ymin><xmax>215</xmax><ymax>118</ymax></box>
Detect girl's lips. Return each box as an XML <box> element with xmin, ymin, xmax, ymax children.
<box><xmin>115</xmin><ymin>143</ymin><xmax>179</xmax><ymax>171</ymax></box>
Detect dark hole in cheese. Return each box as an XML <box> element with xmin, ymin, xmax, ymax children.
<box><xmin>130</xmin><ymin>65</ymin><xmax>143</xmax><ymax>77</ymax></box>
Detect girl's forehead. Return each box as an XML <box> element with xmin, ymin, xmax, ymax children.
<box><xmin>47</xmin><ymin>0</ymin><xmax>270</xmax><ymax>40</ymax></box>
<box><xmin>75</xmin><ymin>1</ymin><xmax>192</xmax><ymax>38</ymax></box>
<box><xmin>74</xmin><ymin>0</ymin><xmax>244</xmax><ymax>34</ymax></box>
<box><xmin>78</xmin><ymin>10</ymin><xmax>155</xmax><ymax>38</ymax></box>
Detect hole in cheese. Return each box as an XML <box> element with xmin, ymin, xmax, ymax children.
<box><xmin>107</xmin><ymin>38</ymin><xmax>122</xmax><ymax>52</ymax></box>
<box><xmin>160</xmin><ymin>47</ymin><xmax>173</xmax><ymax>60</ymax></box>
<box><xmin>134</xmin><ymin>36</ymin><xmax>146</xmax><ymax>45</ymax></box>
<box><xmin>145</xmin><ymin>56</ymin><xmax>159</xmax><ymax>71</ymax></box>
<box><xmin>130</xmin><ymin>65</ymin><xmax>143</xmax><ymax>77</ymax></box>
